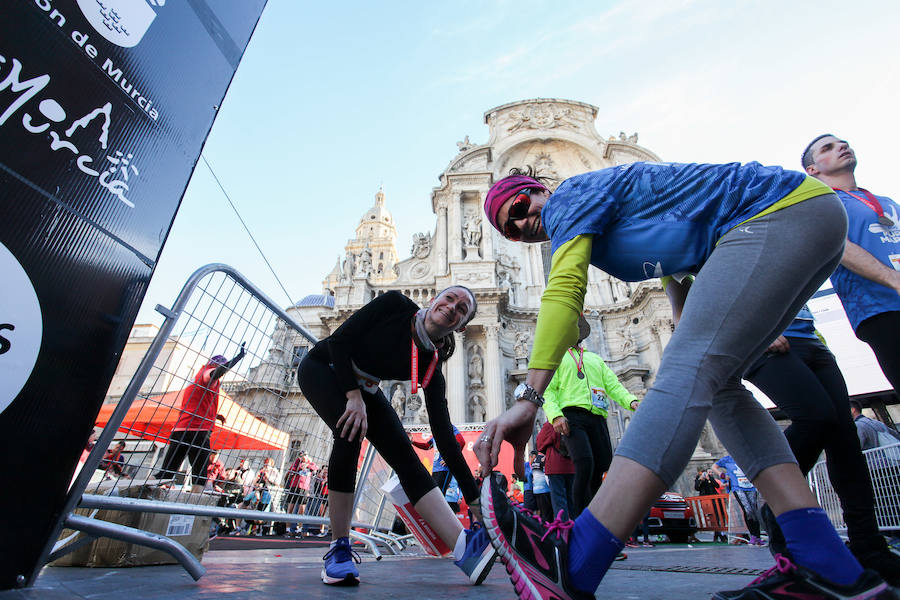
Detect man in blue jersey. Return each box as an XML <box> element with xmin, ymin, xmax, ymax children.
<box><xmin>802</xmin><ymin>134</ymin><xmax>900</xmax><ymax>398</ymax></box>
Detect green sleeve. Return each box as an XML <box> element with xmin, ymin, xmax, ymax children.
<box><xmin>529</xmin><ymin>235</ymin><xmax>592</xmax><ymax>370</ymax></box>
<box><xmin>541</xmin><ymin>363</ymin><xmax>565</xmax><ymax>423</ymax></box>
<box><xmin>599</xmin><ymin>355</ymin><xmax>637</xmax><ymax>411</ymax></box>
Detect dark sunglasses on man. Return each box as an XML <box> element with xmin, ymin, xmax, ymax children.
<box><xmin>503</xmin><ymin>189</ymin><xmax>535</xmax><ymax>240</ymax></box>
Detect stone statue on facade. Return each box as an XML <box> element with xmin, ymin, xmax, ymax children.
<box><xmin>463</xmin><ymin>213</ymin><xmax>482</xmax><ymax>249</ymax></box>
<box><xmin>411</xmin><ymin>232</ymin><xmax>432</xmax><ymax>258</ymax></box>
<box><xmin>342</xmin><ymin>251</ymin><xmax>355</xmax><ymax>281</ymax></box>
<box><xmin>456</xmin><ymin>135</ymin><xmax>474</xmax><ymax>153</ymax></box>
<box><xmin>390</xmin><ymin>385</ymin><xmax>406</xmax><ymax>417</ymax></box>
<box><xmin>468</xmin><ymin>346</ymin><xmax>483</xmax><ymax>386</ymax></box>
<box><xmin>470</xmin><ymin>393</ymin><xmax>486</xmax><ymax>422</ymax></box>
<box><xmin>514</xmin><ymin>329</ymin><xmax>531</xmax><ymax>364</ymax></box>
<box><xmin>357</xmin><ymin>246</ymin><xmax>372</xmax><ymax>276</ymax></box>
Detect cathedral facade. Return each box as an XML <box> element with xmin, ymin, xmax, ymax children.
<box><xmin>283</xmin><ymin>98</ymin><xmax>724</xmax><ymax>494</ymax></box>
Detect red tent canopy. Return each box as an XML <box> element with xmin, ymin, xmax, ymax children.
<box><xmin>95</xmin><ymin>389</ymin><xmax>289</xmax><ymax>451</ymax></box>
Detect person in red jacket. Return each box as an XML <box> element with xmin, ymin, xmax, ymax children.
<box><xmin>537</xmin><ymin>420</ymin><xmax>575</xmax><ymax>519</ymax></box>
<box><xmin>155</xmin><ymin>343</ymin><xmax>246</xmax><ymax>487</ymax></box>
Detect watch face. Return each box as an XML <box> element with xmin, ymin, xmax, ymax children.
<box><xmin>514</xmin><ymin>383</ymin><xmax>528</xmax><ymax>399</ymax></box>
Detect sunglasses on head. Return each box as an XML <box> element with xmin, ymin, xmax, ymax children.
<box><xmin>503</xmin><ymin>189</ymin><xmax>534</xmax><ymax>240</ymax></box>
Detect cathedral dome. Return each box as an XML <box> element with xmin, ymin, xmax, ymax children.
<box><xmin>356</xmin><ymin>188</ymin><xmax>397</xmax><ymax>241</ymax></box>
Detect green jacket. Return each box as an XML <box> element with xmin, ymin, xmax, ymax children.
<box><xmin>542</xmin><ymin>347</ymin><xmax>637</xmax><ymax>423</ymax></box>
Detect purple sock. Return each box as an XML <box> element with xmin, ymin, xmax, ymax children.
<box><xmin>776</xmin><ymin>507</ymin><xmax>862</xmax><ymax>586</ymax></box>
<box><xmin>567</xmin><ymin>510</ymin><xmax>624</xmax><ymax>594</ymax></box>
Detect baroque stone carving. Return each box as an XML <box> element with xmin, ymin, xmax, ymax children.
<box><xmin>507</xmin><ymin>102</ymin><xmax>579</xmax><ymax>134</ymax></box>
<box><xmin>609</xmin><ymin>132</ymin><xmax>639</xmax><ymax>144</ymax></box>
<box><xmin>411</xmin><ymin>232</ymin><xmax>432</xmax><ymax>258</ymax></box>
<box><xmin>456</xmin><ymin>135</ymin><xmax>474</xmax><ymax>152</ymax></box>
<box><xmin>514</xmin><ymin>328</ymin><xmax>531</xmax><ymax>360</ymax></box>
<box><xmin>410</xmin><ymin>261</ymin><xmax>431</xmax><ymax>279</ymax></box>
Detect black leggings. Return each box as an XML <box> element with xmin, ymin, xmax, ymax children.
<box><xmin>856</xmin><ymin>310</ymin><xmax>900</xmax><ymax>399</ymax></box>
<box><xmin>297</xmin><ymin>356</ymin><xmax>436</xmax><ymax>504</ymax></box>
<box><xmin>745</xmin><ymin>336</ymin><xmax>879</xmax><ymax>545</ymax></box>
<box><xmin>157</xmin><ymin>430</ymin><xmax>211</xmax><ymax>486</ymax></box>
<box><xmin>561</xmin><ymin>407</ymin><xmax>613</xmax><ymax>518</ymax></box>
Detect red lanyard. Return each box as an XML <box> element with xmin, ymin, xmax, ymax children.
<box><xmin>567</xmin><ymin>347</ymin><xmax>585</xmax><ymax>379</ymax></box>
<box><xmin>835</xmin><ymin>188</ymin><xmax>894</xmax><ymax>226</ymax></box>
<box><xmin>411</xmin><ymin>339</ymin><xmax>439</xmax><ymax>394</ymax></box>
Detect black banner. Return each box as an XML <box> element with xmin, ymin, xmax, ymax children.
<box><xmin>0</xmin><ymin>0</ymin><xmax>266</xmax><ymax>587</ymax></box>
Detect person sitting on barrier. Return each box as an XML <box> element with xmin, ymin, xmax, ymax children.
<box><xmin>742</xmin><ymin>308</ymin><xmax>900</xmax><ymax>584</ymax></box>
<box><xmin>297</xmin><ymin>286</ymin><xmax>498</xmax><ymax>587</ymax></box>
<box><xmin>475</xmin><ymin>164</ymin><xmax>891</xmax><ymax>600</ymax></box>
<box><xmin>223</xmin><ymin>458</ymin><xmax>255</xmax><ymax>534</ymax></box>
<box><xmin>154</xmin><ymin>343</ymin><xmax>246</xmax><ymax>489</ymax></box>
<box><xmin>206</xmin><ymin>450</ymin><xmax>227</xmax><ymax>493</ymax></box>
<box><xmin>100</xmin><ymin>441</ymin><xmax>127</xmax><ymax>480</ymax></box>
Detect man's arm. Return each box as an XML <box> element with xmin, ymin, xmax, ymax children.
<box><xmin>211</xmin><ymin>342</ymin><xmax>247</xmax><ymax>381</ymax></box>
<box><xmin>842</xmin><ymin>241</ymin><xmax>900</xmax><ymax>296</ymax></box>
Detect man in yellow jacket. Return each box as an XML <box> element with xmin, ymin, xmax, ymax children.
<box><xmin>543</xmin><ymin>317</ymin><xmax>639</xmax><ymax>518</ymax></box>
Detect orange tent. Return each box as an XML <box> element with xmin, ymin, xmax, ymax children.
<box><xmin>95</xmin><ymin>389</ymin><xmax>289</xmax><ymax>451</ymax></box>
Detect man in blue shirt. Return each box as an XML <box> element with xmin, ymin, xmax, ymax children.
<box><xmin>802</xmin><ymin>134</ymin><xmax>900</xmax><ymax>398</ymax></box>
<box><xmin>713</xmin><ymin>455</ymin><xmax>763</xmax><ymax>545</ymax></box>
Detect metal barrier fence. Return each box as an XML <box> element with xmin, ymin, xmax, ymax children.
<box><xmin>809</xmin><ymin>442</ymin><xmax>900</xmax><ymax>534</ymax></box>
<box><xmin>36</xmin><ymin>264</ymin><xmax>408</xmax><ymax>582</ymax></box>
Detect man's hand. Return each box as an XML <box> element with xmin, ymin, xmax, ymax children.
<box><xmin>337</xmin><ymin>389</ymin><xmax>367</xmax><ymax>442</ymax></box>
<box><xmin>237</xmin><ymin>341</ymin><xmax>246</xmax><ymax>358</ymax></box>
<box><xmin>767</xmin><ymin>335</ymin><xmax>790</xmax><ymax>353</ymax></box>
<box><xmin>475</xmin><ymin>401</ymin><xmax>538</xmax><ymax>479</ymax></box>
<box><xmin>552</xmin><ymin>415</ymin><xmax>570</xmax><ymax>436</ymax></box>
<box><xmin>629</xmin><ymin>400</ymin><xmax>640</xmax><ymax>411</ymax></box>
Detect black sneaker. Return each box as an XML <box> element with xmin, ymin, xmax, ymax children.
<box><xmin>712</xmin><ymin>554</ymin><xmax>891</xmax><ymax>599</ymax></box>
<box><xmin>480</xmin><ymin>477</ymin><xmax>594</xmax><ymax>600</ymax></box>
<box><xmin>852</xmin><ymin>544</ymin><xmax>900</xmax><ymax>587</ymax></box>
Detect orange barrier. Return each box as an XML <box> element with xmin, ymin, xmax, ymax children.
<box><xmin>685</xmin><ymin>494</ymin><xmax>729</xmax><ymax>532</ymax></box>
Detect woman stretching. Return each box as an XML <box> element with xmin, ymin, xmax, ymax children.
<box><xmin>475</xmin><ymin>162</ymin><xmax>892</xmax><ymax>600</ymax></box>
<box><xmin>298</xmin><ymin>286</ymin><xmax>496</xmax><ymax>586</ymax></box>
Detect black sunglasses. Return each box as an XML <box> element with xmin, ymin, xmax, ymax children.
<box><xmin>502</xmin><ymin>189</ymin><xmax>534</xmax><ymax>240</ymax></box>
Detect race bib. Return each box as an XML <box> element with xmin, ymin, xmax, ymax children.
<box><xmin>590</xmin><ymin>386</ymin><xmax>609</xmax><ymax>411</ymax></box>
<box><xmin>733</xmin><ymin>466</ymin><xmax>753</xmax><ymax>489</ymax></box>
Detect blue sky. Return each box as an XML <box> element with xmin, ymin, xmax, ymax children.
<box><xmin>137</xmin><ymin>0</ymin><xmax>900</xmax><ymax>324</ymax></box>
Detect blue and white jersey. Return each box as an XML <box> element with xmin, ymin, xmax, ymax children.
<box><xmin>715</xmin><ymin>455</ymin><xmax>756</xmax><ymax>491</ymax></box>
<box><xmin>831</xmin><ymin>190</ymin><xmax>900</xmax><ymax>331</ymax></box>
<box><xmin>541</xmin><ymin>162</ymin><xmax>810</xmax><ymax>282</ymax></box>
<box><xmin>782</xmin><ymin>304</ymin><xmax>818</xmax><ymax>339</ymax></box>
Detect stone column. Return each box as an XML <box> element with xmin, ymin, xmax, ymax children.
<box><xmin>446</xmin><ymin>331</ymin><xmax>466</xmax><ymax>422</ymax></box>
<box><xmin>448</xmin><ymin>193</ymin><xmax>463</xmax><ymax>262</ymax></box>
<box><xmin>436</xmin><ymin>199</ymin><xmax>448</xmax><ymax>276</ymax></box>
<box><xmin>483</xmin><ymin>325</ymin><xmax>504</xmax><ymax>419</ymax></box>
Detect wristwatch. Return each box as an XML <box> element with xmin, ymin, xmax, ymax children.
<box><xmin>513</xmin><ymin>382</ymin><xmax>544</xmax><ymax>408</ymax></box>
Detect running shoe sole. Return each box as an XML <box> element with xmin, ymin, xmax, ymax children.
<box><xmin>481</xmin><ymin>479</ymin><xmax>592</xmax><ymax>600</ymax></box>
<box><xmin>321</xmin><ymin>569</ymin><xmax>360</xmax><ymax>586</ymax></box>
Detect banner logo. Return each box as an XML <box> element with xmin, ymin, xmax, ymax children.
<box><xmin>76</xmin><ymin>0</ymin><xmax>162</xmax><ymax>48</ymax></box>
<box><xmin>0</xmin><ymin>242</ymin><xmax>43</xmax><ymax>416</ymax></box>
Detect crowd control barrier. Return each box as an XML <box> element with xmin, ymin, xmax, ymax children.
<box><xmin>37</xmin><ymin>264</ymin><xmax>408</xmax><ymax>581</ymax></box>
<box><xmin>809</xmin><ymin>441</ymin><xmax>900</xmax><ymax>534</ymax></box>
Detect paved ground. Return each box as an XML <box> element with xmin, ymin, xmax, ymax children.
<box><xmin>1</xmin><ymin>540</ymin><xmax>783</xmax><ymax>600</ymax></box>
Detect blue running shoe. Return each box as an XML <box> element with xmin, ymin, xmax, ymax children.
<box><xmin>321</xmin><ymin>537</ymin><xmax>361</xmax><ymax>586</ymax></box>
<box><xmin>454</xmin><ymin>523</ymin><xmax>499</xmax><ymax>585</ymax></box>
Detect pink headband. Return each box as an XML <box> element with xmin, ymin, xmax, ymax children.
<box><xmin>483</xmin><ymin>175</ymin><xmax>548</xmax><ymax>233</ymax></box>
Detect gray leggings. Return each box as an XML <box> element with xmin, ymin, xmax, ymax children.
<box><xmin>616</xmin><ymin>193</ymin><xmax>848</xmax><ymax>487</ymax></box>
